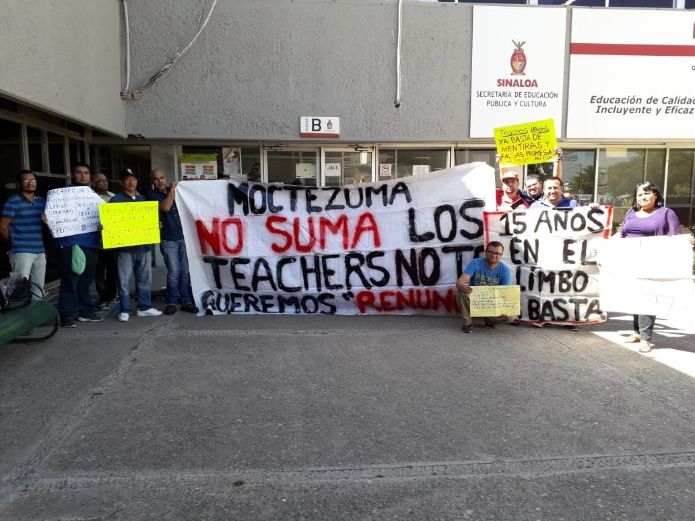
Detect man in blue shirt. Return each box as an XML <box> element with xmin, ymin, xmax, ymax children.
<box><xmin>55</xmin><ymin>163</ymin><xmax>102</xmax><ymax>327</ymax></box>
<box><xmin>0</xmin><ymin>170</ymin><xmax>46</xmax><ymax>299</ymax></box>
<box><xmin>111</xmin><ymin>169</ymin><xmax>162</xmax><ymax>322</ymax></box>
<box><xmin>530</xmin><ymin>177</ymin><xmax>580</xmax><ymax>209</ymax></box>
<box><xmin>456</xmin><ymin>241</ymin><xmax>514</xmax><ymax>333</ymax></box>
<box><xmin>147</xmin><ymin>169</ymin><xmax>197</xmax><ymax>315</ymax></box>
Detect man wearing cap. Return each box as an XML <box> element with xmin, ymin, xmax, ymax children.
<box><xmin>110</xmin><ymin>169</ymin><xmax>162</xmax><ymax>322</ymax></box>
<box><xmin>496</xmin><ymin>170</ymin><xmax>529</xmax><ymax>210</ymax></box>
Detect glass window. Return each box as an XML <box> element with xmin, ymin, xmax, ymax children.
<box><xmin>68</xmin><ymin>138</ymin><xmax>82</xmax><ymax>165</ymax></box>
<box><xmin>666</xmin><ymin>149</ymin><xmax>695</xmax><ymax>228</ymax></box>
<box><xmin>324</xmin><ymin>151</ymin><xmax>372</xmax><ymax>186</ymax></box>
<box><xmin>609</xmin><ymin>0</ymin><xmax>673</xmax><ymax>6</ymax></box>
<box><xmin>378</xmin><ymin>148</ymin><xmax>449</xmax><ymax>181</ymax></box>
<box><xmin>0</xmin><ymin>119</ymin><xmax>22</xmax><ymax>191</ymax></box>
<box><xmin>687</xmin><ymin>0</ymin><xmax>695</xmax><ymax>8</ymax></box>
<box><xmin>27</xmin><ymin>126</ymin><xmax>43</xmax><ymax>172</ymax></box>
<box><xmin>597</xmin><ymin>148</ymin><xmax>666</xmax><ymax>226</ymax></box>
<box><xmin>47</xmin><ymin>132</ymin><xmax>66</xmax><ymax>175</ymax></box>
<box><xmin>539</xmin><ymin>0</ymin><xmax>605</xmax><ymax>4</ymax></box>
<box><xmin>457</xmin><ymin>0</ymin><xmax>526</xmax><ymax>4</ymax></box>
<box><xmin>560</xmin><ymin>150</ymin><xmax>596</xmax><ymax>204</ymax></box>
<box><xmin>240</xmin><ymin>147</ymin><xmax>261</xmax><ymax>179</ymax></box>
<box><xmin>267</xmin><ymin>150</ymin><xmax>318</xmax><ymax>186</ymax></box>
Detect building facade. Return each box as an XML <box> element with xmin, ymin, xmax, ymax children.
<box><xmin>1</xmin><ymin>0</ymin><xmax>694</xmax><ymax>278</ymax></box>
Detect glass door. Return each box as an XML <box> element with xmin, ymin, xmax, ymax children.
<box><xmin>266</xmin><ymin>148</ymin><xmax>319</xmax><ymax>186</ymax></box>
<box><xmin>321</xmin><ymin>148</ymin><xmax>374</xmax><ymax>187</ymax></box>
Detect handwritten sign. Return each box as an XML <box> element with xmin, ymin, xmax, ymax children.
<box><xmin>99</xmin><ymin>201</ymin><xmax>160</xmax><ymax>249</ymax></box>
<box><xmin>484</xmin><ymin>206</ymin><xmax>614</xmax><ymax>325</ymax></box>
<box><xmin>176</xmin><ymin>163</ymin><xmax>497</xmax><ymax>315</ymax></box>
<box><xmin>598</xmin><ymin>235</ymin><xmax>695</xmax><ymax>318</ymax></box>
<box><xmin>45</xmin><ymin>186</ymin><xmax>103</xmax><ymax>238</ymax></box>
<box><xmin>470</xmin><ymin>285</ymin><xmax>521</xmax><ymax>317</ymax></box>
<box><xmin>494</xmin><ymin>119</ymin><xmax>557</xmax><ymax>167</ymax></box>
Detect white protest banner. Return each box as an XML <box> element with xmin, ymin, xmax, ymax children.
<box><xmin>598</xmin><ymin>235</ymin><xmax>695</xmax><ymax>319</ymax></box>
<box><xmin>470</xmin><ymin>6</ymin><xmax>566</xmax><ymax>138</ymax></box>
<box><xmin>484</xmin><ymin>206</ymin><xmax>614</xmax><ymax>324</ymax></box>
<box><xmin>45</xmin><ymin>186</ymin><xmax>103</xmax><ymax>238</ymax></box>
<box><xmin>567</xmin><ymin>9</ymin><xmax>695</xmax><ymax>139</ymax></box>
<box><xmin>176</xmin><ymin>163</ymin><xmax>496</xmax><ymax>315</ymax></box>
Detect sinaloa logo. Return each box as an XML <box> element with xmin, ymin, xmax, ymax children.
<box><xmin>510</xmin><ymin>40</ymin><xmax>526</xmax><ymax>75</ymax></box>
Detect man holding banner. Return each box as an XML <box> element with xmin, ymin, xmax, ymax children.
<box><xmin>147</xmin><ymin>169</ymin><xmax>197</xmax><ymax>316</ymax></box>
<box><xmin>530</xmin><ymin>177</ymin><xmax>579</xmax><ymax>209</ymax></box>
<box><xmin>110</xmin><ymin>169</ymin><xmax>162</xmax><ymax>322</ymax></box>
<box><xmin>456</xmin><ymin>241</ymin><xmax>514</xmax><ymax>333</ymax></box>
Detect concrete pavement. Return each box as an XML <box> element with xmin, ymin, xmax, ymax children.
<box><xmin>1</xmin><ymin>297</ymin><xmax>694</xmax><ymax>520</ymax></box>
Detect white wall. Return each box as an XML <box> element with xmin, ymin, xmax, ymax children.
<box><xmin>0</xmin><ymin>0</ymin><xmax>126</xmax><ymax>136</ymax></box>
<box><xmin>123</xmin><ymin>0</ymin><xmax>473</xmax><ymax>141</ymax></box>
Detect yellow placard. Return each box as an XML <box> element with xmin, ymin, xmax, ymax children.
<box><xmin>100</xmin><ymin>201</ymin><xmax>160</xmax><ymax>249</ymax></box>
<box><xmin>494</xmin><ymin>119</ymin><xmax>557</xmax><ymax>167</ymax></box>
<box><xmin>470</xmin><ymin>285</ymin><xmax>521</xmax><ymax>318</ymax></box>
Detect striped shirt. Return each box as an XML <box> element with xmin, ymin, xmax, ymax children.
<box><xmin>1</xmin><ymin>193</ymin><xmax>46</xmax><ymax>254</ymax></box>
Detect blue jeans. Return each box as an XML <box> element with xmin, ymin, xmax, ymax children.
<box><xmin>57</xmin><ymin>246</ymin><xmax>98</xmax><ymax>320</ymax></box>
<box><xmin>633</xmin><ymin>314</ymin><xmax>656</xmax><ymax>342</ymax></box>
<box><xmin>9</xmin><ymin>252</ymin><xmax>46</xmax><ymax>299</ymax></box>
<box><xmin>116</xmin><ymin>249</ymin><xmax>153</xmax><ymax>313</ymax></box>
<box><xmin>160</xmin><ymin>240</ymin><xmax>194</xmax><ymax>306</ymax></box>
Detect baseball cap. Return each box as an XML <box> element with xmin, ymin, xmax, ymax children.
<box><xmin>501</xmin><ymin>170</ymin><xmax>519</xmax><ymax>181</ymax></box>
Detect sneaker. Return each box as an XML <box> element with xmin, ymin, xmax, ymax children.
<box><xmin>78</xmin><ymin>313</ymin><xmax>103</xmax><ymax>323</ymax></box>
<box><xmin>565</xmin><ymin>325</ymin><xmax>579</xmax><ymax>332</ymax></box>
<box><xmin>164</xmin><ymin>304</ymin><xmax>177</xmax><ymax>316</ymax></box>
<box><xmin>638</xmin><ymin>340</ymin><xmax>653</xmax><ymax>353</ymax></box>
<box><xmin>61</xmin><ymin>318</ymin><xmax>77</xmax><ymax>328</ymax></box>
<box><xmin>137</xmin><ymin>308</ymin><xmax>162</xmax><ymax>317</ymax></box>
<box><xmin>484</xmin><ymin>319</ymin><xmax>496</xmax><ymax>329</ymax></box>
<box><xmin>180</xmin><ymin>303</ymin><xmax>199</xmax><ymax>314</ymax></box>
<box><xmin>118</xmin><ymin>312</ymin><xmax>129</xmax><ymax>322</ymax></box>
<box><xmin>461</xmin><ymin>324</ymin><xmax>473</xmax><ymax>333</ymax></box>
<box><xmin>624</xmin><ymin>333</ymin><xmax>640</xmax><ymax>343</ymax></box>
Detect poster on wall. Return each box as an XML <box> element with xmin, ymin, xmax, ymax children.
<box><xmin>181</xmin><ymin>154</ymin><xmax>218</xmax><ymax>180</ymax></box>
<box><xmin>566</xmin><ymin>9</ymin><xmax>695</xmax><ymax>139</ymax></box>
<box><xmin>222</xmin><ymin>148</ymin><xmax>243</xmax><ymax>179</ymax></box>
<box><xmin>470</xmin><ymin>6</ymin><xmax>566</xmax><ymax>138</ymax></box>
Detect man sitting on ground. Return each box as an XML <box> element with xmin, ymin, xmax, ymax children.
<box><xmin>456</xmin><ymin>241</ymin><xmax>514</xmax><ymax>333</ymax></box>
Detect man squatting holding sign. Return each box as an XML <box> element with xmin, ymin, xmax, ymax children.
<box><xmin>455</xmin><ymin>240</ymin><xmax>513</xmax><ymax>333</ymax></box>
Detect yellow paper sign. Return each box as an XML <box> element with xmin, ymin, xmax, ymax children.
<box><xmin>494</xmin><ymin>119</ymin><xmax>557</xmax><ymax>167</ymax></box>
<box><xmin>100</xmin><ymin>201</ymin><xmax>160</xmax><ymax>249</ymax></box>
<box><xmin>470</xmin><ymin>285</ymin><xmax>521</xmax><ymax>318</ymax></box>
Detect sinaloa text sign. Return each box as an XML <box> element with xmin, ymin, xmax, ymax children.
<box><xmin>470</xmin><ymin>6</ymin><xmax>566</xmax><ymax>138</ymax></box>
<box><xmin>567</xmin><ymin>9</ymin><xmax>695</xmax><ymax>139</ymax></box>
<box><xmin>176</xmin><ymin>164</ymin><xmax>496</xmax><ymax>315</ymax></box>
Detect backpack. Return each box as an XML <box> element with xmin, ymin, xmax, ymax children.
<box><xmin>0</xmin><ymin>273</ymin><xmax>38</xmax><ymax>312</ymax></box>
